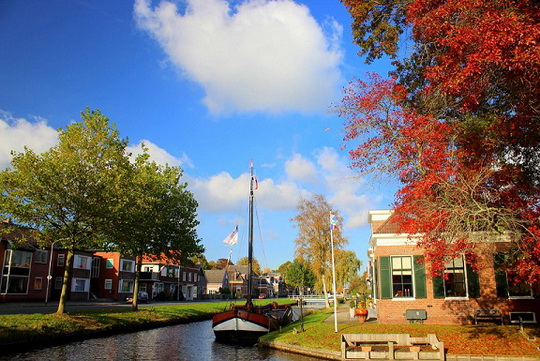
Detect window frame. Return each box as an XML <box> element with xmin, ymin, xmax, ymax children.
<box><xmin>390</xmin><ymin>255</ymin><xmax>415</xmax><ymax>299</ymax></box>
<box><xmin>120</xmin><ymin>259</ymin><xmax>135</xmax><ymax>273</ymax></box>
<box><xmin>443</xmin><ymin>256</ymin><xmax>469</xmax><ymax>299</ymax></box>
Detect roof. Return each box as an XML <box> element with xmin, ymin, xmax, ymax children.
<box><xmin>0</xmin><ymin>221</ymin><xmax>40</xmax><ymax>250</ymax></box>
<box><xmin>204</xmin><ymin>269</ymin><xmax>226</xmax><ymax>284</ymax></box>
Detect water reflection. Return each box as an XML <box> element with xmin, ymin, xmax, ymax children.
<box><xmin>0</xmin><ymin>320</ymin><xmax>315</xmax><ymax>361</ymax></box>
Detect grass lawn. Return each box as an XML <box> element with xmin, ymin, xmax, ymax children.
<box><xmin>260</xmin><ymin>309</ymin><xmax>540</xmax><ymax>357</ymax></box>
<box><xmin>0</xmin><ymin>299</ymin><xmax>294</xmax><ymax>347</ymax></box>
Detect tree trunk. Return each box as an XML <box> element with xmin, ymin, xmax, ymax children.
<box><xmin>132</xmin><ymin>256</ymin><xmax>143</xmax><ymax>311</ymax></box>
<box><xmin>322</xmin><ymin>275</ymin><xmax>330</xmax><ymax>308</ymax></box>
<box><xmin>57</xmin><ymin>247</ymin><xmax>74</xmax><ymax>314</ymax></box>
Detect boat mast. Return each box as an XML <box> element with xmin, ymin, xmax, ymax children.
<box><xmin>247</xmin><ymin>162</ymin><xmax>254</xmax><ymax>304</ymax></box>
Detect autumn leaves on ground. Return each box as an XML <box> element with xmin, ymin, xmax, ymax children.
<box><xmin>260</xmin><ymin>309</ymin><xmax>540</xmax><ymax>357</ymax></box>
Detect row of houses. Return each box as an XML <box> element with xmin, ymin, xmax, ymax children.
<box><xmin>0</xmin><ymin>220</ymin><xmax>286</xmax><ymax>303</ymax></box>
<box><xmin>368</xmin><ymin>210</ymin><xmax>539</xmax><ymax>325</ymax></box>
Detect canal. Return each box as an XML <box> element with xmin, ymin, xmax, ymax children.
<box><xmin>0</xmin><ymin>319</ymin><xmax>316</xmax><ymax>361</ymax></box>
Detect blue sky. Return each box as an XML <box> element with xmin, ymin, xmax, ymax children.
<box><xmin>0</xmin><ymin>0</ymin><xmax>397</xmax><ymax>271</ymax></box>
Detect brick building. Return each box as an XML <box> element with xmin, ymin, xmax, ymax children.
<box><xmin>368</xmin><ymin>210</ymin><xmax>539</xmax><ymax>324</ymax></box>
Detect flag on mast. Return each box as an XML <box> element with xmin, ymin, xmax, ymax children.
<box><xmin>330</xmin><ymin>214</ymin><xmax>338</xmax><ymax>231</ymax></box>
<box><xmin>222</xmin><ymin>225</ymin><xmax>238</xmax><ymax>246</ymax></box>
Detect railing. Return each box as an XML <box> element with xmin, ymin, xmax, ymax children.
<box><xmin>139</xmin><ymin>272</ymin><xmax>160</xmax><ymax>281</ymax></box>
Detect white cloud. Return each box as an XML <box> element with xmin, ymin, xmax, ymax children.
<box><xmin>0</xmin><ymin>111</ymin><xmax>58</xmax><ymax>170</ymax></box>
<box><xmin>285</xmin><ymin>153</ymin><xmax>318</xmax><ymax>184</ymax></box>
<box><xmin>134</xmin><ymin>0</ymin><xmax>343</xmax><ymax>114</ymax></box>
<box><xmin>315</xmin><ymin>147</ymin><xmax>375</xmax><ymax>229</ymax></box>
<box><xmin>127</xmin><ymin>139</ymin><xmax>193</xmax><ymax>168</ymax></box>
<box><xmin>186</xmin><ymin>149</ymin><xmax>377</xmax><ymax>230</ymax></box>
<box><xmin>186</xmin><ymin>169</ymin><xmax>309</xmax><ymax>213</ymax></box>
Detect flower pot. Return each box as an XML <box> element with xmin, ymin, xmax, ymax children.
<box><xmin>355</xmin><ymin>308</ymin><xmax>368</xmax><ymax>323</ymax></box>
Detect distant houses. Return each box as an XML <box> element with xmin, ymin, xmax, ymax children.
<box><xmin>0</xmin><ymin>220</ymin><xmax>286</xmax><ymax>303</ymax></box>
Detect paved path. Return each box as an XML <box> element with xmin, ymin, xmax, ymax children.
<box><xmin>323</xmin><ymin>305</ymin><xmax>377</xmax><ymax>324</ymax></box>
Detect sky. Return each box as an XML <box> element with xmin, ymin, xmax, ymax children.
<box><xmin>0</xmin><ymin>0</ymin><xmax>398</xmax><ymax>271</ymax></box>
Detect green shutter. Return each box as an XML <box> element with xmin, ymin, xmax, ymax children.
<box><xmin>379</xmin><ymin>256</ymin><xmax>392</xmax><ymax>299</ymax></box>
<box><xmin>433</xmin><ymin>275</ymin><xmax>445</xmax><ymax>298</ymax></box>
<box><xmin>413</xmin><ymin>255</ymin><xmax>427</xmax><ymax>299</ymax></box>
<box><xmin>493</xmin><ymin>253</ymin><xmax>508</xmax><ymax>298</ymax></box>
<box><xmin>466</xmin><ymin>263</ymin><xmax>480</xmax><ymax>298</ymax></box>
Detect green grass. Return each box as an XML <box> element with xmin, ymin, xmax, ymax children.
<box><xmin>0</xmin><ymin>299</ymin><xmax>295</xmax><ymax>347</ymax></box>
<box><xmin>260</xmin><ymin>308</ymin><xmax>540</xmax><ymax>357</ymax></box>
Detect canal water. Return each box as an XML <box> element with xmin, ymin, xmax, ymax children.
<box><xmin>0</xmin><ymin>319</ymin><xmax>316</xmax><ymax>361</ymax></box>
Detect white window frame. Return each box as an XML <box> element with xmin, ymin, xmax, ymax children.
<box><xmin>34</xmin><ymin>276</ymin><xmax>43</xmax><ymax>290</ymax></box>
<box><xmin>54</xmin><ymin>276</ymin><xmax>63</xmax><ymax>289</ymax></box>
<box><xmin>74</xmin><ymin>255</ymin><xmax>91</xmax><ymax>270</ymax></box>
<box><xmin>71</xmin><ymin>278</ymin><xmax>89</xmax><ymax>292</ymax></box>
<box><xmin>120</xmin><ymin>259</ymin><xmax>135</xmax><ymax>273</ymax></box>
<box><xmin>106</xmin><ymin>258</ymin><xmax>114</xmax><ymax>269</ymax></box>
<box><xmin>104</xmin><ymin>279</ymin><xmax>112</xmax><ymax>290</ymax></box>
<box><xmin>443</xmin><ymin>255</ymin><xmax>469</xmax><ymax>300</ymax></box>
<box><xmin>119</xmin><ymin>279</ymin><xmax>134</xmax><ymax>293</ymax></box>
<box><xmin>390</xmin><ymin>255</ymin><xmax>415</xmax><ymax>299</ymax></box>
<box><xmin>57</xmin><ymin>254</ymin><xmax>65</xmax><ymax>267</ymax></box>
<box><xmin>34</xmin><ymin>250</ymin><xmax>48</xmax><ymax>264</ymax></box>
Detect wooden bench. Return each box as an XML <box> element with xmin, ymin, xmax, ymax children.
<box><xmin>474</xmin><ymin>309</ymin><xmax>503</xmax><ymax>325</ymax></box>
<box><xmin>341</xmin><ymin>333</ymin><xmax>445</xmax><ymax>360</ymax></box>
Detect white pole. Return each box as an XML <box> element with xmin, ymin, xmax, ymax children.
<box><xmin>330</xmin><ymin>213</ymin><xmax>338</xmax><ymax>333</ymax></box>
<box><xmin>45</xmin><ymin>239</ymin><xmax>60</xmax><ymax>305</ymax></box>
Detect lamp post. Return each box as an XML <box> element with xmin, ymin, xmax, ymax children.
<box><xmin>45</xmin><ymin>238</ymin><xmax>66</xmax><ymax>305</ymax></box>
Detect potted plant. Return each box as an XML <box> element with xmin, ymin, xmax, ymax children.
<box><xmin>354</xmin><ymin>294</ymin><xmax>368</xmax><ymax>323</ymax></box>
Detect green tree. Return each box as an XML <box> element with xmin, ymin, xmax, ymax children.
<box><xmin>286</xmin><ymin>258</ymin><xmax>315</xmax><ymax>295</ymax></box>
<box><xmin>292</xmin><ymin>194</ymin><xmax>348</xmax><ymax>307</ymax></box>
<box><xmin>334</xmin><ymin>250</ymin><xmax>362</xmax><ymax>299</ymax></box>
<box><xmin>109</xmin><ymin>149</ymin><xmax>203</xmax><ymax>310</ymax></box>
<box><xmin>0</xmin><ymin>108</ymin><xmax>131</xmax><ymax>314</ymax></box>
<box><xmin>236</xmin><ymin>256</ymin><xmax>261</xmax><ymax>275</ymax></box>
<box><xmin>277</xmin><ymin>260</ymin><xmax>293</xmax><ymax>283</ymax></box>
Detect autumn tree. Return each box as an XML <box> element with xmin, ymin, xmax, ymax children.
<box><xmin>0</xmin><ymin>108</ymin><xmax>131</xmax><ymax>313</ymax></box>
<box><xmin>237</xmin><ymin>256</ymin><xmax>261</xmax><ymax>275</ymax></box>
<box><xmin>339</xmin><ymin>0</ymin><xmax>540</xmax><ymax>286</ymax></box>
<box><xmin>106</xmin><ymin>149</ymin><xmax>203</xmax><ymax>310</ymax></box>
<box><xmin>292</xmin><ymin>194</ymin><xmax>348</xmax><ymax>307</ymax></box>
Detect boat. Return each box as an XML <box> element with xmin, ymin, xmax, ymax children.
<box><xmin>212</xmin><ymin>162</ymin><xmax>293</xmax><ymax>344</ymax></box>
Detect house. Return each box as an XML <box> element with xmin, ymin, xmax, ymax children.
<box><xmin>204</xmin><ymin>269</ymin><xmax>228</xmax><ymax>295</ymax></box>
<box><xmin>0</xmin><ymin>221</ymin><xmax>49</xmax><ymax>302</ymax></box>
<box><xmin>368</xmin><ymin>210</ymin><xmax>539</xmax><ymax>324</ymax></box>
<box><xmin>179</xmin><ymin>265</ymin><xmax>205</xmax><ymax>300</ymax></box>
<box><xmin>91</xmin><ymin>252</ymin><xmax>136</xmax><ymax>302</ymax></box>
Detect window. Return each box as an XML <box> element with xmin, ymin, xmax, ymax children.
<box><xmin>507</xmin><ymin>275</ymin><xmax>533</xmax><ymax>298</ymax></box>
<box><xmin>188</xmin><ymin>272</ymin><xmax>192</xmax><ymax>282</ymax></box>
<box><xmin>74</xmin><ymin>255</ymin><xmax>91</xmax><ymax>270</ymax></box>
<box><xmin>71</xmin><ymin>278</ymin><xmax>89</xmax><ymax>292</ymax></box>
<box><xmin>106</xmin><ymin>259</ymin><xmax>114</xmax><ymax>269</ymax></box>
<box><xmin>55</xmin><ymin>277</ymin><xmax>63</xmax><ymax>289</ymax></box>
<box><xmin>120</xmin><ymin>259</ymin><xmax>135</xmax><ymax>273</ymax></box>
<box><xmin>57</xmin><ymin>254</ymin><xmax>65</xmax><ymax>267</ymax></box>
<box><xmin>183</xmin><ymin>272</ymin><xmax>186</xmax><ymax>282</ymax></box>
<box><xmin>444</xmin><ymin>257</ymin><xmax>467</xmax><ymax>298</ymax></box>
<box><xmin>91</xmin><ymin>258</ymin><xmax>100</xmax><ymax>278</ymax></box>
<box><xmin>194</xmin><ymin>273</ymin><xmax>198</xmax><ymax>282</ymax></box>
<box><xmin>10</xmin><ymin>250</ymin><xmax>32</xmax><ymax>268</ymax></box>
<box><xmin>391</xmin><ymin>256</ymin><xmax>414</xmax><ymax>298</ymax></box>
<box><xmin>104</xmin><ymin>279</ymin><xmax>112</xmax><ymax>290</ymax></box>
<box><xmin>119</xmin><ymin>279</ymin><xmax>134</xmax><ymax>293</ymax></box>
<box><xmin>1</xmin><ymin>250</ymin><xmax>31</xmax><ymax>295</ymax></box>
<box><xmin>34</xmin><ymin>277</ymin><xmax>43</xmax><ymax>290</ymax></box>
<box><xmin>34</xmin><ymin>250</ymin><xmax>48</xmax><ymax>264</ymax></box>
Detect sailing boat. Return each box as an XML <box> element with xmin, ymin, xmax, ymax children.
<box><xmin>212</xmin><ymin>162</ymin><xmax>293</xmax><ymax>344</ymax></box>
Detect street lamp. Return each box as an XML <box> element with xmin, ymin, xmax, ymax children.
<box><xmin>45</xmin><ymin>238</ymin><xmax>67</xmax><ymax>305</ymax></box>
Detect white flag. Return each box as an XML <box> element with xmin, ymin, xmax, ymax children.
<box><xmin>222</xmin><ymin>226</ymin><xmax>238</xmax><ymax>246</ymax></box>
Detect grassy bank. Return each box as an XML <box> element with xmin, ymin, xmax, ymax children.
<box><xmin>0</xmin><ymin>299</ymin><xmax>293</xmax><ymax>349</ymax></box>
<box><xmin>260</xmin><ymin>309</ymin><xmax>540</xmax><ymax>357</ymax></box>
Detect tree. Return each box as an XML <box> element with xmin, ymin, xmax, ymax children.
<box><xmin>107</xmin><ymin>149</ymin><xmax>203</xmax><ymax>310</ymax></box>
<box><xmin>277</xmin><ymin>260</ymin><xmax>292</xmax><ymax>279</ymax></box>
<box><xmin>286</xmin><ymin>258</ymin><xmax>315</xmax><ymax>295</ymax></box>
<box><xmin>237</xmin><ymin>256</ymin><xmax>261</xmax><ymax>275</ymax></box>
<box><xmin>334</xmin><ymin>250</ymin><xmax>362</xmax><ymax>299</ymax></box>
<box><xmin>0</xmin><ymin>108</ymin><xmax>131</xmax><ymax>313</ymax></box>
<box><xmin>339</xmin><ymin>0</ymin><xmax>540</xmax><ymax>286</ymax></box>
<box><xmin>292</xmin><ymin>194</ymin><xmax>348</xmax><ymax>307</ymax></box>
